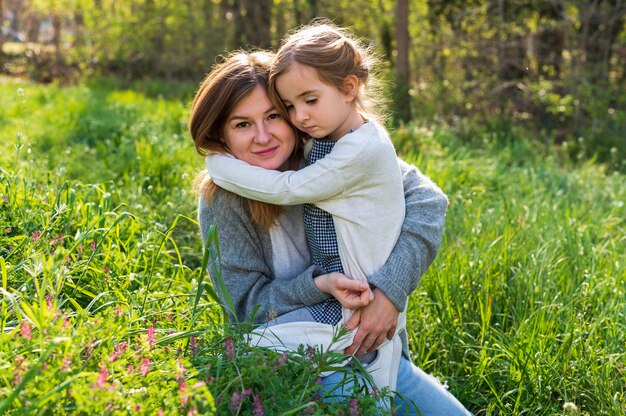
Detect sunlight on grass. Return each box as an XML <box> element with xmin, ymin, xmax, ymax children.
<box><xmin>1</xmin><ymin>81</ymin><xmax>625</xmax><ymax>415</ymax></box>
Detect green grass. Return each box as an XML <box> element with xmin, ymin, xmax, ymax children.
<box><xmin>1</xmin><ymin>78</ymin><xmax>624</xmax><ymax>415</ymax></box>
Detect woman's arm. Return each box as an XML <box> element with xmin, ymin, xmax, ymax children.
<box><xmin>344</xmin><ymin>160</ymin><xmax>448</xmax><ymax>355</ymax></box>
<box><xmin>367</xmin><ymin>159</ymin><xmax>448</xmax><ymax>311</ymax></box>
<box><xmin>198</xmin><ymin>189</ymin><xmax>331</xmax><ymax>324</ymax></box>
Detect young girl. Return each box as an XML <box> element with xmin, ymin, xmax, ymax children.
<box><xmin>206</xmin><ymin>23</ymin><xmax>407</xmax><ymax>392</ymax></box>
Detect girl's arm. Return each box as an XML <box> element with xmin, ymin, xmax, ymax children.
<box><xmin>198</xmin><ymin>189</ymin><xmax>331</xmax><ymax>324</ymax></box>
<box><xmin>205</xmin><ymin>130</ymin><xmax>373</xmax><ymax>205</ymax></box>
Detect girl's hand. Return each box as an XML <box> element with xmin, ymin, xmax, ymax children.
<box><xmin>343</xmin><ymin>288</ymin><xmax>399</xmax><ymax>356</ymax></box>
<box><xmin>315</xmin><ymin>272</ymin><xmax>374</xmax><ymax>309</ymax></box>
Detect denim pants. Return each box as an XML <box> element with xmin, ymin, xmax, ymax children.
<box><xmin>322</xmin><ymin>356</ymin><xmax>471</xmax><ymax>415</ymax></box>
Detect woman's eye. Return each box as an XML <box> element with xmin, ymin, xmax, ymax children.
<box><xmin>268</xmin><ymin>113</ymin><xmax>281</xmax><ymax>120</ymax></box>
<box><xmin>235</xmin><ymin>122</ymin><xmax>250</xmax><ymax>129</ymax></box>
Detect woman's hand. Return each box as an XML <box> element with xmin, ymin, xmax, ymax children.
<box><xmin>343</xmin><ymin>288</ymin><xmax>399</xmax><ymax>356</ymax></box>
<box><xmin>315</xmin><ymin>272</ymin><xmax>374</xmax><ymax>309</ymax></box>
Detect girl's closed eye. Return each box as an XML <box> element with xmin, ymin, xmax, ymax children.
<box><xmin>305</xmin><ymin>98</ymin><xmax>317</xmax><ymax>105</ymax></box>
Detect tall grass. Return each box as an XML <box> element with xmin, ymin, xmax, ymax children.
<box><xmin>1</xmin><ymin>78</ymin><xmax>624</xmax><ymax>414</ymax></box>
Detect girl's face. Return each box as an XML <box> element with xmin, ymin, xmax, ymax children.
<box><xmin>222</xmin><ymin>86</ymin><xmax>297</xmax><ymax>171</ymax></box>
<box><xmin>275</xmin><ymin>63</ymin><xmax>359</xmax><ymax>141</ymax></box>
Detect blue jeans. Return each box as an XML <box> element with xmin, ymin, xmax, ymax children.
<box><xmin>322</xmin><ymin>356</ymin><xmax>471</xmax><ymax>415</ymax></box>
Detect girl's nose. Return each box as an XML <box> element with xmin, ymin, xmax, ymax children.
<box><xmin>294</xmin><ymin>107</ymin><xmax>309</xmax><ymax>123</ymax></box>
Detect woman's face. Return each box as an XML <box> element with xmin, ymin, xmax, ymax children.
<box><xmin>222</xmin><ymin>85</ymin><xmax>297</xmax><ymax>171</ymax></box>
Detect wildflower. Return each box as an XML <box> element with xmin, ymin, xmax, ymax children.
<box><xmin>2</xmin><ymin>195</ymin><xmax>8</xmax><ymax>202</ymax></box>
<box><xmin>306</xmin><ymin>345</ymin><xmax>315</xmax><ymax>361</ymax></box>
<box><xmin>50</xmin><ymin>233</ymin><xmax>64</xmax><ymax>246</ymax></box>
<box><xmin>95</xmin><ymin>366</ymin><xmax>108</xmax><ymax>389</ymax></box>
<box><xmin>176</xmin><ymin>358</ymin><xmax>187</xmax><ymax>384</ymax></box>
<box><xmin>370</xmin><ymin>386</ymin><xmax>380</xmax><ymax>398</ymax></box>
<box><xmin>103</xmin><ymin>265</ymin><xmax>110</xmax><ymax>275</ymax></box>
<box><xmin>45</xmin><ymin>293</ymin><xmax>53</xmax><ymax>311</ymax></box>
<box><xmin>61</xmin><ymin>355</ymin><xmax>72</xmax><ymax>373</ymax></box>
<box><xmin>147</xmin><ymin>326</ymin><xmax>156</xmax><ymax>349</ymax></box>
<box><xmin>179</xmin><ymin>380</ymin><xmax>189</xmax><ymax>406</ymax></box>
<box><xmin>90</xmin><ymin>241</ymin><xmax>96</xmax><ymax>250</ymax></box>
<box><xmin>114</xmin><ymin>306</ymin><xmax>121</xmax><ymax>317</ymax></box>
<box><xmin>134</xmin><ymin>404</ymin><xmax>141</xmax><ymax>412</ymax></box>
<box><xmin>230</xmin><ymin>388</ymin><xmax>253</xmax><ymax>412</ymax></box>
<box><xmin>127</xmin><ymin>364</ymin><xmax>135</xmax><ymax>373</ymax></box>
<box><xmin>189</xmin><ymin>336</ymin><xmax>198</xmax><ymax>356</ymax></box>
<box><xmin>5</xmin><ymin>227</ymin><xmax>12</xmax><ymax>234</ymax></box>
<box><xmin>304</xmin><ymin>403</ymin><xmax>316</xmax><ymax>415</ymax></box>
<box><xmin>273</xmin><ymin>351</ymin><xmax>288</xmax><ymax>370</ymax></box>
<box><xmin>20</xmin><ymin>321</ymin><xmax>32</xmax><ymax>340</ymax></box>
<box><xmin>252</xmin><ymin>394</ymin><xmax>265</xmax><ymax>416</ymax></box>
<box><xmin>157</xmin><ymin>410</ymin><xmax>165</xmax><ymax>416</ymax></box>
<box><xmin>31</xmin><ymin>230</ymin><xmax>41</xmax><ymax>242</ymax></box>
<box><xmin>224</xmin><ymin>336</ymin><xmax>235</xmax><ymax>359</ymax></box>
<box><xmin>109</xmin><ymin>341</ymin><xmax>128</xmax><ymax>362</ymax></box>
<box><xmin>563</xmin><ymin>402</ymin><xmax>579</xmax><ymax>413</ymax></box>
<box><xmin>139</xmin><ymin>358</ymin><xmax>151</xmax><ymax>376</ymax></box>
<box><xmin>349</xmin><ymin>398</ymin><xmax>359</xmax><ymax>416</ymax></box>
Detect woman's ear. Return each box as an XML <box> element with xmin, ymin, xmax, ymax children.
<box><xmin>343</xmin><ymin>75</ymin><xmax>359</xmax><ymax>102</ymax></box>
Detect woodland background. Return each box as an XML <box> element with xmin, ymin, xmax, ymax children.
<box><xmin>1</xmin><ymin>0</ymin><xmax>625</xmax><ymax>170</ymax></box>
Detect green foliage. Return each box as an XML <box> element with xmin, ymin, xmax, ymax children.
<box><xmin>1</xmin><ymin>79</ymin><xmax>625</xmax><ymax>415</ymax></box>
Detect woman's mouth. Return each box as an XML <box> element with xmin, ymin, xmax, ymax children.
<box><xmin>254</xmin><ymin>146</ymin><xmax>278</xmax><ymax>157</ymax></box>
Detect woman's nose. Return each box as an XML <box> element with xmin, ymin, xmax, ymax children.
<box><xmin>254</xmin><ymin>125</ymin><xmax>271</xmax><ymax>144</ymax></box>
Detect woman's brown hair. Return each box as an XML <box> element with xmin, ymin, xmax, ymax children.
<box><xmin>189</xmin><ymin>50</ymin><xmax>301</xmax><ymax>230</ymax></box>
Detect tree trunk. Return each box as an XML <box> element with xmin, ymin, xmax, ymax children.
<box><xmin>394</xmin><ymin>0</ymin><xmax>411</xmax><ymax>122</ymax></box>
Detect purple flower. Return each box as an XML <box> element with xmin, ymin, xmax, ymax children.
<box><xmin>90</xmin><ymin>241</ymin><xmax>96</xmax><ymax>250</ymax></box>
<box><xmin>189</xmin><ymin>336</ymin><xmax>198</xmax><ymax>356</ymax></box>
<box><xmin>230</xmin><ymin>388</ymin><xmax>253</xmax><ymax>412</ymax></box>
<box><xmin>224</xmin><ymin>337</ymin><xmax>235</xmax><ymax>359</ymax></box>
<box><xmin>349</xmin><ymin>398</ymin><xmax>359</xmax><ymax>416</ymax></box>
<box><xmin>2</xmin><ymin>195</ymin><xmax>8</xmax><ymax>202</ymax></box>
<box><xmin>31</xmin><ymin>230</ymin><xmax>41</xmax><ymax>242</ymax></box>
<box><xmin>252</xmin><ymin>394</ymin><xmax>265</xmax><ymax>416</ymax></box>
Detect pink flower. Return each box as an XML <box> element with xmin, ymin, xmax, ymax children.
<box><xmin>95</xmin><ymin>366</ymin><xmax>108</xmax><ymax>389</ymax></box>
<box><xmin>50</xmin><ymin>233</ymin><xmax>64</xmax><ymax>246</ymax></box>
<box><xmin>31</xmin><ymin>230</ymin><xmax>41</xmax><ymax>242</ymax></box>
<box><xmin>5</xmin><ymin>228</ymin><xmax>12</xmax><ymax>234</ymax></box>
<box><xmin>140</xmin><ymin>358</ymin><xmax>150</xmax><ymax>376</ymax></box>
<box><xmin>45</xmin><ymin>293</ymin><xmax>53</xmax><ymax>311</ymax></box>
<box><xmin>252</xmin><ymin>394</ymin><xmax>265</xmax><ymax>416</ymax></box>
<box><xmin>90</xmin><ymin>241</ymin><xmax>96</xmax><ymax>250</ymax></box>
<box><xmin>224</xmin><ymin>337</ymin><xmax>235</xmax><ymax>359</ymax></box>
<box><xmin>103</xmin><ymin>265</ymin><xmax>110</xmax><ymax>275</ymax></box>
<box><xmin>2</xmin><ymin>195</ymin><xmax>8</xmax><ymax>202</ymax></box>
<box><xmin>109</xmin><ymin>341</ymin><xmax>128</xmax><ymax>362</ymax></box>
<box><xmin>176</xmin><ymin>358</ymin><xmax>187</xmax><ymax>384</ymax></box>
<box><xmin>147</xmin><ymin>326</ymin><xmax>156</xmax><ymax>349</ymax></box>
<box><xmin>20</xmin><ymin>321</ymin><xmax>32</xmax><ymax>340</ymax></box>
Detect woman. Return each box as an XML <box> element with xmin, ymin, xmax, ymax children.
<box><xmin>190</xmin><ymin>50</ymin><xmax>470</xmax><ymax>415</ymax></box>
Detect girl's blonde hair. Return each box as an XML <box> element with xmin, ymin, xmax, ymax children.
<box><xmin>269</xmin><ymin>21</ymin><xmax>387</xmax><ymax>124</ymax></box>
<box><xmin>189</xmin><ymin>50</ymin><xmax>302</xmax><ymax>230</ymax></box>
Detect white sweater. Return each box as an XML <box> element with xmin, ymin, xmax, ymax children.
<box><xmin>206</xmin><ymin>120</ymin><xmax>406</xmax><ymax>323</ymax></box>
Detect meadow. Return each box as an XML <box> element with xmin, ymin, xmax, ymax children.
<box><xmin>0</xmin><ymin>77</ymin><xmax>624</xmax><ymax>415</ymax></box>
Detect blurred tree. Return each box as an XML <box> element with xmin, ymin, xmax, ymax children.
<box><xmin>395</xmin><ymin>0</ymin><xmax>411</xmax><ymax>122</ymax></box>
